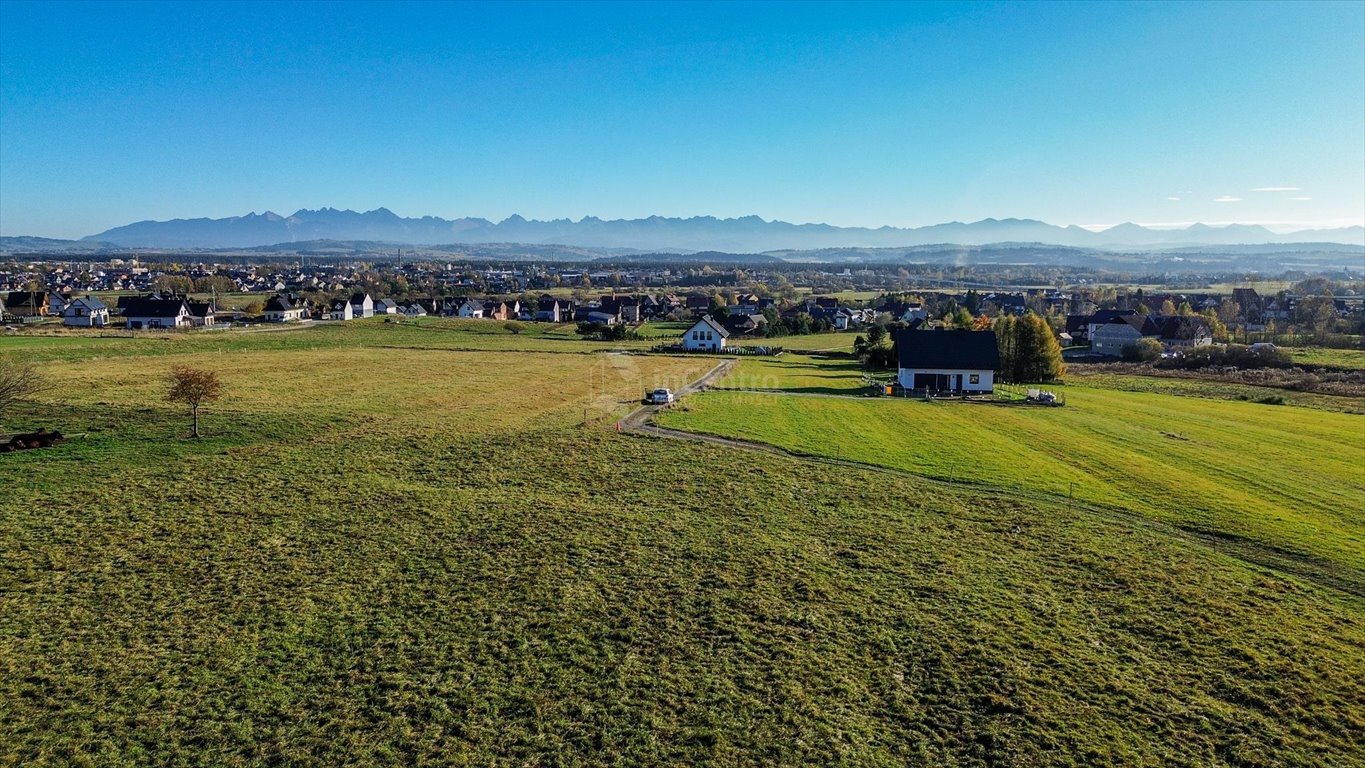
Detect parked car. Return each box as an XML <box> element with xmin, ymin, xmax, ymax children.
<box><xmin>646</xmin><ymin>388</ymin><xmax>674</xmax><ymax>404</ymax></box>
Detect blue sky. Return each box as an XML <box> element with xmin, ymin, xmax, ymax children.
<box><xmin>1</xmin><ymin>0</ymin><xmax>1362</xmax><ymax>238</ymax></box>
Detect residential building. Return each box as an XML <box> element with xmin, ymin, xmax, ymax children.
<box><xmin>895</xmin><ymin>329</ymin><xmax>999</xmax><ymax>394</ymax></box>
<box><xmin>123</xmin><ymin>297</ymin><xmax>192</xmax><ymax>329</ymax></box>
<box><xmin>60</xmin><ymin>296</ymin><xmax>110</xmax><ymax>327</ymax></box>
<box><xmin>682</xmin><ymin>315</ymin><xmax>729</xmax><ymax>351</ymax></box>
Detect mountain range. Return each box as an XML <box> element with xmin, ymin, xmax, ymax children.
<box><xmin>66</xmin><ymin>208</ymin><xmax>1365</xmax><ymax>251</ymax></box>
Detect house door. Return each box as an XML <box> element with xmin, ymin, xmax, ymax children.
<box><xmin>955</xmin><ymin>374</ymin><xmax>963</xmax><ymax>391</ymax></box>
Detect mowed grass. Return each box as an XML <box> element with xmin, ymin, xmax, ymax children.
<box><xmin>1289</xmin><ymin>346</ymin><xmax>1365</xmax><ymax>370</ymax></box>
<box><xmin>2</xmin><ymin>328</ymin><xmax>1364</xmax><ymax>765</ymax></box>
<box><xmin>1069</xmin><ymin>370</ymin><xmax>1365</xmax><ymax>413</ymax></box>
<box><xmin>716</xmin><ymin>354</ymin><xmax>872</xmax><ymax>393</ymax></box>
<box><xmin>659</xmin><ymin>388</ymin><xmax>1365</xmax><ymax>576</ymax></box>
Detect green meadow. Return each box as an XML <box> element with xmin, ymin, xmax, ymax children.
<box><xmin>659</xmin><ymin>387</ymin><xmax>1365</xmax><ymax>581</ymax></box>
<box><xmin>2</xmin><ymin>322</ymin><xmax>1363</xmax><ymax>766</ymax></box>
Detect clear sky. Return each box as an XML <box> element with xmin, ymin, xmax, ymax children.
<box><xmin>1</xmin><ymin>0</ymin><xmax>1362</xmax><ymax>239</ymax></box>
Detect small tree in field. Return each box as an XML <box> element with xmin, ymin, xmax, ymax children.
<box><xmin>0</xmin><ymin>360</ymin><xmax>47</xmax><ymax>425</ymax></box>
<box><xmin>167</xmin><ymin>366</ymin><xmax>222</xmax><ymax>438</ymax></box>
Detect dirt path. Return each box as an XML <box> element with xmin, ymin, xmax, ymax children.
<box><xmin>615</xmin><ymin>358</ymin><xmax>738</xmax><ymax>431</ymax></box>
<box><xmin>614</xmin><ymin>364</ymin><xmax>1364</xmax><ymax>599</ymax></box>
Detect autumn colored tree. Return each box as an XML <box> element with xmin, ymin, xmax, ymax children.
<box><xmin>993</xmin><ymin>313</ymin><xmax>1064</xmax><ymax>383</ymax></box>
<box><xmin>167</xmin><ymin>366</ymin><xmax>223</xmax><ymax>438</ymax></box>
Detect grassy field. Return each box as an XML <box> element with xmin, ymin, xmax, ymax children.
<box><xmin>659</xmin><ymin>388</ymin><xmax>1365</xmax><ymax>579</ymax></box>
<box><xmin>1068</xmin><ymin>370</ymin><xmax>1365</xmax><ymax>413</ymax></box>
<box><xmin>3</xmin><ymin>323</ymin><xmax>1363</xmax><ymax>765</ymax></box>
<box><xmin>716</xmin><ymin>354</ymin><xmax>873</xmax><ymax>393</ymax></box>
<box><xmin>1288</xmin><ymin>346</ymin><xmax>1365</xmax><ymax>370</ymax></box>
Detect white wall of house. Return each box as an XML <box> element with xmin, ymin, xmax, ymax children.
<box><xmin>330</xmin><ymin>304</ymin><xmax>354</xmax><ymax>321</ymax></box>
<box><xmin>350</xmin><ymin>296</ymin><xmax>374</xmax><ymax>318</ymax></box>
<box><xmin>265</xmin><ymin>308</ymin><xmax>305</xmax><ymax>322</ymax></box>
<box><xmin>897</xmin><ymin>367</ymin><xmax>994</xmax><ymax>393</ymax></box>
<box><xmin>62</xmin><ymin>306</ymin><xmax>109</xmax><ymax>327</ymax></box>
<box><xmin>126</xmin><ymin>312</ymin><xmax>189</xmax><ymax>329</ymax></box>
<box><xmin>1163</xmin><ymin>333</ymin><xmax>1212</xmax><ymax>350</ymax></box>
<box><xmin>682</xmin><ymin>322</ymin><xmax>726</xmax><ymax>351</ymax></box>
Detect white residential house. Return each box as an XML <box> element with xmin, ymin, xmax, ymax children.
<box><xmin>681</xmin><ymin>315</ymin><xmax>730</xmax><ymax>351</ymax></box>
<box><xmin>456</xmin><ymin>298</ymin><xmax>485</xmax><ymax>318</ymax></box>
<box><xmin>263</xmin><ymin>294</ymin><xmax>307</xmax><ymax>322</ymax></box>
<box><xmin>400</xmin><ymin>302</ymin><xmax>428</xmax><ymax>317</ymax></box>
<box><xmin>895</xmin><ymin>329</ymin><xmax>999</xmax><ymax>394</ymax></box>
<box><xmin>329</xmin><ymin>298</ymin><xmax>354</xmax><ymax>321</ymax></box>
<box><xmin>348</xmin><ymin>292</ymin><xmax>375</xmax><ymax>318</ymax></box>
<box><xmin>188</xmin><ymin>301</ymin><xmax>216</xmax><ymax>327</ymax></box>
<box><xmin>374</xmin><ymin>298</ymin><xmax>399</xmax><ymax>315</ymax></box>
<box><xmin>123</xmin><ymin>297</ymin><xmax>192</xmax><ymax>330</ymax></box>
<box><xmin>61</xmin><ymin>296</ymin><xmax>110</xmax><ymax>327</ymax></box>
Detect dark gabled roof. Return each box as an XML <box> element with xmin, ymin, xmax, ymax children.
<box><xmin>1153</xmin><ymin>315</ymin><xmax>1211</xmax><ymax>341</ymax></box>
<box><xmin>1090</xmin><ymin>309</ymin><xmax>1136</xmax><ymax>324</ymax></box>
<box><xmin>187</xmin><ymin>301</ymin><xmax>215</xmax><ymax>317</ymax></box>
<box><xmin>1099</xmin><ymin>314</ymin><xmax>1159</xmax><ymax>334</ymax></box>
<box><xmin>122</xmin><ymin>297</ymin><xmax>188</xmax><ymax>318</ymax></box>
<box><xmin>349</xmin><ymin>292</ymin><xmax>371</xmax><ymax>304</ymax></box>
<box><xmin>690</xmin><ymin>315</ymin><xmax>731</xmax><ymax>338</ymax></box>
<box><xmin>895</xmin><ymin>329</ymin><xmax>999</xmax><ymax>371</ymax></box>
<box><xmin>6</xmin><ymin>290</ymin><xmax>47</xmax><ymax>305</ymax></box>
<box><xmin>265</xmin><ymin>294</ymin><xmax>305</xmax><ymax>312</ymax></box>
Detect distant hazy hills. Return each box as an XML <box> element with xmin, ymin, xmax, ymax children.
<box><xmin>65</xmin><ymin>208</ymin><xmax>1365</xmax><ymax>251</ymax></box>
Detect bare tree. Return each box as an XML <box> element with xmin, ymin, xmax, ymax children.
<box><xmin>167</xmin><ymin>366</ymin><xmax>222</xmax><ymax>438</ymax></box>
<box><xmin>0</xmin><ymin>360</ymin><xmax>47</xmax><ymax>424</ymax></box>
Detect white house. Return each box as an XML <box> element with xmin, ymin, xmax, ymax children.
<box><xmin>348</xmin><ymin>292</ymin><xmax>375</xmax><ymax>318</ymax></box>
<box><xmin>329</xmin><ymin>298</ymin><xmax>354</xmax><ymax>321</ymax></box>
<box><xmin>895</xmin><ymin>329</ymin><xmax>998</xmax><ymax>394</ymax></box>
<box><xmin>49</xmin><ymin>293</ymin><xmax>71</xmax><ymax>316</ymax></box>
<box><xmin>188</xmin><ymin>301</ymin><xmax>216</xmax><ymax>327</ymax></box>
<box><xmin>400</xmin><ymin>302</ymin><xmax>427</xmax><ymax>317</ymax></box>
<box><xmin>455</xmin><ymin>298</ymin><xmax>485</xmax><ymax>318</ymax></box>
<box><xmin>61</xmin><ymin>296</ymin><xmax>110</xmax><ymax>327</ymax></box>
<box><xmin>263</xmin><ymin>294</ymin><xmax>307</xmax><ymax>322</ymax></box>
<box><xmin>123</xmin><ymin>297</ymin><xmax>192</xmax><ymax>330</ymax></box>
<box><xmin>374</xmin><ymin>298</ymin><xmax>399</xmax><ymax>315</ymax></box>
<box><xmin>681</xmin><ymin>315</ymin><xmax>730</xmax><ymax>351</ymax></box>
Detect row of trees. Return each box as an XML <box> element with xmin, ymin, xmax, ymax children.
<box><xmin>993</xmin><ymin>314</ymin><xmax>1066</xmax><ymax>383</ymax></box>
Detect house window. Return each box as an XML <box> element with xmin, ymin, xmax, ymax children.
<box><xmin>969</xmin><ymin>374</ymin><xmax>980</xmax><ymax>384</ymax></box>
